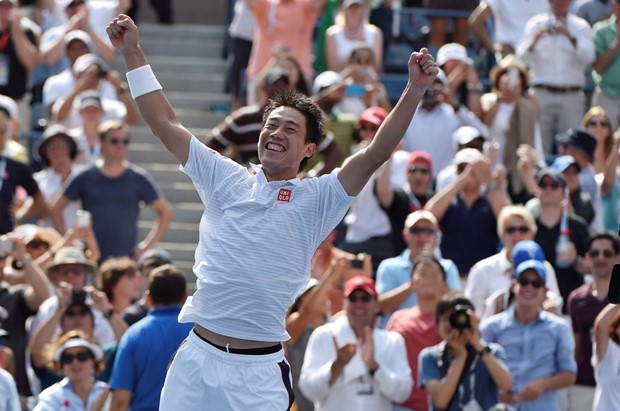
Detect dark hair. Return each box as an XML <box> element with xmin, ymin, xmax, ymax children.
<box><xmin>279</xmin><ymin>55</ymin><xmax>311</xmax><ymax>97</ymax></box>
<box><xmin>610</xmin><ymin>310</ymin><xmax>620</xmax><ymax>345</ymax></box>
<box><xmin>435</xmin><ymin>292</ymin><xmax>474</xmax><ymax>324</ymax></box>
<box><xmin>587</xmin><ymin>232</ymin><xmax>620</xmax><ymax>255</ymax></box>
<box><xmin>411</xmin><ymin>252</ymin><xmax>447</xmax><ymax>281</ymax></box>
<box><xmin>97</xmin><ymin>257</ymin><xmax>137</xmax><ymax>302</ymax></box>
<box><xmin>263</xmin><ymin>90</ymin><xmax>326</xmax><ymax>172</ymax></box>
<box><xmin>148</xmin><ymin>264</ymin><xmax>187</xmax><ymax>306</ymax></box>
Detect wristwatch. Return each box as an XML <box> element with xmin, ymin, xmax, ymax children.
<box><xmin>478</xmin><ymin>346</ymin><xmax>492</xmax><ymax>356</ymax></box>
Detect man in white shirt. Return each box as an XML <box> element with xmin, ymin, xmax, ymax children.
<box><xmin>299</xmin><ymin>276</ymin><xmax>412</xmax><ymax>411</ymax></box>
<box><xmin>516</xmin><ymin>0</ymin><xmax>595</xmax><ymax>153</ymax></box>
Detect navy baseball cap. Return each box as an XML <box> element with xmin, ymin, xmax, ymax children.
<box><xmin>511</xmin><ymin>240</ymin><xmax>545</xmax><ymax>267</ymax></box>
<box><xmin>514</xmin><ymin>260</ymin><xmax>547</xmax><ymax>282</ymax></box>
<box><xmin>555</xmin><ymin>129</ymin><xmax>596</xmax><ymax>162</ymax></box>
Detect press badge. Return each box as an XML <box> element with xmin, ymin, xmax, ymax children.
<box><xmin>0</xmin><ymin>54</ymin><xmax>9</xmax><ymax>86</ymax></box>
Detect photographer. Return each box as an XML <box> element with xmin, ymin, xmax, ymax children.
<box><xmin>419</xmin><ymin>293</ymin><xmax>512</xmax><ymax>411</ymax></box>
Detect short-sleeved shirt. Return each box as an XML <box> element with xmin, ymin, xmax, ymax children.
<box><xmin>0</xmin><ymin>21</ymin><xmax>38</xmax><ymax>100</ymax></box>
<box><xmin>63</xmin><ymin>164</ymin><xmax>160</xmax><ymax>260</ymax></box>
<box><xmin>0</xmin><ymin>156</ymin><xmax>40</xmax><ymax>234</ymax></box>
<box><xmin>375</xmin><ymin>249</ymin><xmax>460</xmax><ymax>327</ymax></box>
<box><xmin>480</xmin><ymin>307</ymin><xmax>577</xmax><ymax>411</ymax></box>
<box><xmin>109</xmin><ymin>306</ymin><xmax>193</xmax><ymax>411</ymax></box>
<box><xmin>592</xmin><ymin>15</ymin><xmax>620</xmax><ymax>97</ymax></box>
<box><xmin>178</xmin><ymin>136</ymin><xmax>354</xmax><ymax>342</ymax></box>
<box><xmin>33</xmin><ymin>378</ymin><xmax>108</xmax><ymax>411</ymax></box>
<box><xmin>567</xmin><ymin>283</ymin><xmax>607</xmax><ymax>386</ymax></box>
<box><xmin>593</xmin><ymin>341</ymin><xmax>620</xmax><ymax>411</ymax></box>
<box><xmin>419</xmin><ymin>342</ymin><xmax>506</xmax><ymax>411</ymax></box>
<box><xmin>438</xmin><ymin>195</ymin><xmax>499</xmax><ymax>276</ymax></box>
<box><xmin>387</xmin><ymin>307</ymin><xmax>442</xmax><ymax>411</ymax></box>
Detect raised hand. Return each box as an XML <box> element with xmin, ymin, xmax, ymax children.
<box><xmin>359</xmin><ymin>326</ymin><xmax>377</xmax><ymax>370</ymax></box>
<box><xmin>106</xmin><ymin>14</ymin><xmax>139</xmax><ymax>55</ymax></box>
<box><xmin>332</xmin><ymin>335</ymin><xmax>356</xmax><ymax>367</ymax></box>
<box><xmin>408</xmin><ymin>48</ymin><xmax>439</xmax><ymax>90</ymax></box>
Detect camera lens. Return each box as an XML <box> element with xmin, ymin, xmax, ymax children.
<box><xmin>449</xmin><ymin>305</ymin><xmax>472</xmax><ymax>330</ymax></box>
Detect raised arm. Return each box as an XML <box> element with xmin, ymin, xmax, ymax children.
<box><xmin>107</xmin><ymin>15</ymin><xmax>192</xmax><ymax>165</ymax></box>
<box><xmin>338</xmin><ymin>50</ymin><xmax>438</xmax><ymax>195</ymax></box>
<box><xmin>593</xmin><ymin>304</ymin><xmax>620</xmax><ymax>365</ymax></box>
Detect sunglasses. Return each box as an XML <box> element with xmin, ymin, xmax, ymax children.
<box><xmin>408</xmin><ymin>166</ymin><xmax>431</xmax><ymax>175</ymax></box>
<box><xmin>538</xmin><ymin>181</ymin><xmax>562</xmax><ymax>190</ymax></box>
<box><xmin>347</xmin><ymin>294</ymin><xmax>373</xmax><ymax>303</ymax></box>
<box><xmin>64</xmin><ymin>308</ymin><xmax>90</xmax><ymax>318</ymax></box>
<box><xmin>60</xmin><ymin>350</ymin><xmax>93</xmax><ymax>365</ymax></box>
<box><xmin>517</xmin><ymin>277</ymin><xmax>545</xmax><ymax>289</ymax></box>
<box><xmin>109</xmin><ymin>138</ymin><xmax>130</xmax><ymax>145</ymax></box>
<box><xmin>409</xmin><ymin>227</ymin><xmax>435</xmax><ymax>235</ymax></box>
<box><xmin>26</xmin><ymin>239</ymin><xmax>49</xmax><ymax>249</ymax></box>
<box><xmin>588</xmin><ymin>249</ymin><xmax>615</xmax><ymax>258</ymax></box>
<box><xmin>587</xmin><ymin>119</ymin><xmax>609</xmax><ymax>127</ymax></box>
<box><xmin>505</xmin><ymin>226</ymin><xmax>529</xmax><ymax>235</ymax></box>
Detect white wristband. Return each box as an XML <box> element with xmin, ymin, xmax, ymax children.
<box><xmin>126</xmin><ymin>64</ymin><xmax>162</xmax><ymax>99</ymax></box>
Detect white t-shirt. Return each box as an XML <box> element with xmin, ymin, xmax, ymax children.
<box><xmin>34</xmin><ymin>164</ymin><xmax>86</xmax><ymax>229</ymax></box>
<box><xmin>593</xmin><ymin>341</ymin><xmax>620</xmax><ymax>411</ymax></box>
<box><xmin>0</xmin><ymin>369</ymin><xmax>20</xmax><ymax>411</ymax></box>
<box><xmin>42</xmin><ymin>70</ymin><xmax>117</xmax><ymax>111</ymax></box>
<box><xmin>486</xmin><ymin>0</ymin><xmax>550</xmax><ymax>46</ymax></box>
<box><xmin>178</xmin><ymin>136</ymin><xmax>355</xmax><ymax>342</ymax></box>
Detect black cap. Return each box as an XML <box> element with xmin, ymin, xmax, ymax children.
<box><xmin>555</xmin><ymin>129</ymin><xmax>597</xmax><ymax>162</ymax></box>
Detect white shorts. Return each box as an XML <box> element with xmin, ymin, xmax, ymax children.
<box><xmin>159</xmin><ymin>329</ymin><xmax>294</xmax><ymax>411</ymax></box>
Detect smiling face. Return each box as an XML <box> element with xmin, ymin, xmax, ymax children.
<box><xmin>61</xmin><ymin>347</ymin><xmax>95</xmax><ymax>381</ymax></box>
<box><xmin>258</xmin><ymin>106</ymin><xmax>316</xmax><ymax>181</ymax></box>
<box><xmin>345</xmin><ymin>289</ymin><xmax>378</xmax><ymax>332</ymax></box>
<box><xmin>514</xmin><ymin>270</ymin><xmax>547</xmax><ymax>310</ymax></box>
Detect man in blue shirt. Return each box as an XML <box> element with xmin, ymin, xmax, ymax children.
<box><xmin>480</xmin><ymin>260</ymin><xmax>577</xmax><ymax>411</ymax></box>
<box><xmin>109</xmin><ymin>264</ymin><xmax>193</xmax><ymax>410</ymax></box>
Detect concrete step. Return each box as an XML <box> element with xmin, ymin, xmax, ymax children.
<box><xmin>110</xmin><ymin>55</ymin><xmax>226</xmax><ymax>75</ymax></box>
<box><xmin>137</xmin><ymin>24</ymin><xmax>226</xmax><ymax>41</ymax></box>
<box><xmin>159</xmin><ymin>182</ymin><xmax>201</xmax><ymax>203</ymax></box>
<box><xmin>138</xmin><ymin>220</ymin><xmax>199</xmax><ymax>245</ymax></box>
<box><xmin>142</xmin><ymin>201</ymin><xmax>203</xmax><ymax>223</ymax></box>
<box><xmin>166</xmin><ymin>91</ymin><xmax>231</xmax><ymax>111</ymax></box>
<box><xmin>128</xmin><ymin>126</ymin><xmax>210</xmax><ymax>145</ymax></box>
<box><xmin>138</xmin><ymin>37</ymin><xmax>222</xmax><ymax>59</ymax></box>
<box><xmin>156</xmin><ymin>241</ymin><xmax>200</xmax><ymax>263</ymax></box>
<box><xmin>141</xmin><ymin>163</ymin><xmax>192</xmax><ymax>183</ymax></box>
<box><xmin>135</xmin><ymin>108</ymin><xmax>225</xmax><ymax>129</ymax></box>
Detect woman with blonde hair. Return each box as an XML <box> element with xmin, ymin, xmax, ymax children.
<box><xmin>582</xmin><ymin>106</ymin><xmax>614</xmax><ymax>174</ymax></box>
<box><xmin>325</xmin><ymin>0</ymin><xmax>383</xmax><ymax>73</ymax></box>
<box><xmin>34</xmin><ymin>331</ymin><xmax>108</xmax><ymax>411</ymax></box>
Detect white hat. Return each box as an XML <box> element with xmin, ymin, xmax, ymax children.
<box><xmin>452</xmin><ymin>126</ymin><xmax>485</xmax><ymax>146</ymax></box>
<box><xmin>64</xmin><ymin>30</ymin><xmax>92</xmax><ymax>50</ymax></box>
<box><xmin>53</xmin><ymin>338</ymin><xmax>104</xmax><ymax>363</ymax></box>
<box><xmin>312</xmin><ymin>71</ymin><xmax>343</xmax><ymax>95</ymax></box>
<box><xmin>72</xmin><ymin>53</ymin><xmax>101</xmax><ymax>76</ymax></box>
<box><xmin>405</xmin><ymin>210</ymin><xmax>438</xmax><ymax>229</ymax></box>
<box><xmin>453</xmin><ymin>147</ymin><xmax>485</xmax><ymax>165</ymax></box>
<box><xmin>437</xmin><ymin>43</ymin><xmax>473</xmax><ymax>67</ymax></box>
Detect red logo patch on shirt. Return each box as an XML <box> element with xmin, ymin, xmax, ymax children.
<box><xmin>277</xmin><ymin>188</ymin><xmax>292</xmax><ymax>202</ymax></box>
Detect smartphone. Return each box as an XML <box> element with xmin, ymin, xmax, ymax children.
<box><xmin>71</xmin><ymin>289</ymin><xmax>87</xmax><ymax>305</ymax></box>
<box><xmin>0</xmin><ymin>236</ymin><xmax>14</xmax><ymax>255</ymax></box>
<box><xmin>75</xmin><ymin>210</ymin><xmax>91</xmax><ymax>228</ymax></box>
<box><xmin>345</xmin><ymin>84</ymin><xmax>367</xmax><ymax>97</ymax></box>
<box><xmin>609</xmin><ymin>264</ymin><xmax>620</xmax><ymax>304</ymax></box>
<box><xmin>348</xmin><ymin>258</ymin><xmax>364</xmax><ymax>269</ymax></box>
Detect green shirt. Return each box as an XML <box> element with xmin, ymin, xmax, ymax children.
<box><xmin>592</xmin><ymin>15</ymin><xmax>620</xmax><ymax>97</ymax></box>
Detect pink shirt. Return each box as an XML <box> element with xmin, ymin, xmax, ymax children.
<box><xmin>248</xmin><ymin>0</ymin><xmax>317</xmax><ymax>78</ymax></box>
<box><xmin>387</xmin><ymin>307</ymin><xmax>441</xmax><ymax>411</ymax></box>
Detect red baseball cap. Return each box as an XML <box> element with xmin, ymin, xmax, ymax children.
<box><xmin>343</xmin><ymin>276</ymin><xmax>377</xmax><ymax>298</ymax></box>
<box><xmin>406</xmin><ymin>151</ymin><xmax>432</xmax><ymax>169</ymax></box>
<box><xmin>359</xmin><ymin>107</ymin><xmax>388</xmax><ymax>126</ymax></box>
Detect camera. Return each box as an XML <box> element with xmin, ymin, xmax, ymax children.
<box><xmin>449</xmin><ymin>305</ymin><xmax>472</xmax><ymax>330</ymax></box>
<box><xmin>0</xmin><ymin>236</ymin><xmax>14</xmax><ymax>256</ymax></box>
<box><xmin>348</xmin><ymin>258</ymin><xmax>364</xmax><ymax>269</ymax></box>
<box><xmin>71</xmin><ymin>289</ymin><xmax>87</xmax><ymax>305</ymax></box>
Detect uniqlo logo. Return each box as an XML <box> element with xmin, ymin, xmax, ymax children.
<box><xmin>277</xmin><ymin>188</ymin><xmax>292</xmax><ymax>202</ymax></box>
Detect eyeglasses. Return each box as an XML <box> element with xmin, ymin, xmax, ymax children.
<box><xmin>360</xmin><ymin>124</ymin><xmax>379</xmax><ymax>132</ymax></box>
<box><xmin>347</xmin><ymin>294</ymin><xmax>373</xmax><ymax>303</ymax></box>
<box><xmin>409</xmin><ymin>227</ymin><xmax>435</xmax><ymax>235</ymax></box>
<box><xmin>60</xmin><ymin>350</ymin><xmax>93</xmax><ymax>365</ymax></box>
<box><xmin>408</xmin><ymin>166</ymin><xmax>431</xmax><ymax>175</ymax></box>
<box><xmin>505</xmin><ymin>226</ymin><xmax>529</xmax><ymax>235</ymax></box>
<box><xmin>538</xmin><ymin>181</ymin><xmax>562</xmax><ymax>190</ymax></box>
<box><xmin>64</xmin><ymin>308</ymin><xmax>90</xmax><ymax>318</ymax></box>
<box><xmin>588</xmin><ymin>249</ymin><xmax>615</xmax><ymax>258</ymax></box>
<box><xmin>109</xmin><ymin>138</ymin><xmax>130</xmax><ymax>145</ymax></box>
<box><xmin>587</xmin><ymin>119</ymin><xmax>610</xmax><ymax>128</ymax></box>
<box><xmin>26</xmin><ymin>239</ymin><xmax>49</xmax><ymax>249</ymax></box>
<box><xmin>517</xmin><ymin>277</ymin><xmax>545</xmax><ymax>289</ymax></box>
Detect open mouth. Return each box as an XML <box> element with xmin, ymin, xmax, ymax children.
<box><xmin>266</xmin><ymin>142</ymin><xmax>285</xmax><ymax>152</ymax></box>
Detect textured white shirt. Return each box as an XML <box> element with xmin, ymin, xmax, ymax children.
<box><xmin>344</xmin><ymin>173</ymin><xmax>391</xmax><ymax>243</ymax></box>
<box><xmin>178</xmin><ymin>136</ymin><xmax>354</xmax><ymax>341</ymax></box>
<box><xmin>517</xmin><ymin>12</ymin><xmax>595</xmax><ymax>86</ymax></box>
<box><xmin>0</xmin><ymin>369</ymin><xmax>19</xmax><ymax>411</ymax></box>
<box><xmin>465</xmin><ymin>251</ymin><xmax>560</xmax><ymax>317</ymax></box>
<box><xmin>593</xmin><ymin>341</ymin><xmax>620</xmax><ymax>411</ymax></box>
<box><xmin>486</xmin><ymin>0</ymin><xmax>550</xmax><ymax>46</ymax></box>
<box><xmin>299</xmin><ymin>316</ymin><xmax>412</xmax><ymax>411</ymax></box>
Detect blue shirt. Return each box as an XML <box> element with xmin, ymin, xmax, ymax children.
<box><xmin>109</xmin><ymin>306</ymin><xmax>193</xmax><ymax>411</ymax></box>
<box><xmin>480</xmin><ymin>307</ymin><xmax>577</xmax><ymax>411</ymax></box>
<box><xmin>419</xmin><ymin>342</ymin><xmax>506</xmax><ymax>411</ymax></box>
<box><xmin>375</xmin><ymin>249</ymin><xmax>460</xmax><ymax>328</ymax></box>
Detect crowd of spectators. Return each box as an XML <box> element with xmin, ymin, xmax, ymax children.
<box><xmin>1</xmin><ymin>0</ymin><xmax>620</xmax><ymax>410</ymax></box>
